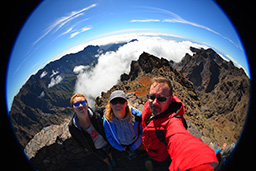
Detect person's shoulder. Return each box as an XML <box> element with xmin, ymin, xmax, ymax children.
<box><xmin>130</xmin><ymin>107</ymin><xmax>142</xmax><ymax>123</ymax></box>
<box><xmin>68</xmin><ymin>115</ymin><xmax>81</xmax><ymax>136</ymax></box>
<box><xmin>68</xmin><ymin>114</ymin><xmax>76</xmax><ymax>127</ymax></box>
<box><xmin>90</xmin><ymin>107</ymin><xmax>105</xmax><ymax>118</ymax></box>
<box><xmin>94</xmin><ymin>107</ymin><xmax>105</xmax><ymax>113</ymax></box>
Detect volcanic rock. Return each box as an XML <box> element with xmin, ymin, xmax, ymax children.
<box><xmin>9</xmin><ymin>42</ymin><xmax>135</xmax><ymax>148</ymax></box>
<box><xmin>25</xmin><ymin>93</ymin><xmax>207</xmax><ymax>171</ymax></box>
<box><xmin>23</xmin><ymin>48</ymin><xmax>248</xmax><ymax>170</ymax></box>
<box><xmin>174</xmin><ymin>47</ymin><xmax>250</xmax><ymax>145</ymax></box>
<box><xmin>97</xmin><ymin>48</ymin><xmax>250</xmax><ymax>146</ymax></box>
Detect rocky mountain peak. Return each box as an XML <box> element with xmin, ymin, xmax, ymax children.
<box><xmin>121</xmin><ymin>52</ymin><xmax>169</xmax><ymax>81</ymax></box>
<box><xmin>174</xmin><ymin>47</ymin><xmax>250</xmax><ymax>145</ymax></box>
<box><xmin>176</xmin><ymin>47</ymin><xmax>248</xmax><ymax>93</ymax></box>
<box><xmin>137</xmin><ymin>52</ymin><xmax>170</xmax><ymax>73</ymax></box>
<box><xmin>9</xmin><ymin>42</ymin><xmax>135</xmax><ymax>148</ymax></box>
<box><xmin>23</xmin><ymin>48</ymin><xmax>249</xmax><ymax>170</ymax></box>
<box><xmin>98</xmin><ymin>48</ymin><xmax>250</xmax><ymax>147</ymax></box>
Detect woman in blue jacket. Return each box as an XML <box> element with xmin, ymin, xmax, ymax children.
<box><xmin>103</xmin><ymin>90</ymin><xmax>143</xmax><ymax>160</ymax></box>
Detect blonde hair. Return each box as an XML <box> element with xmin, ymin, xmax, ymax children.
<box><xmin>104</xmin><ymin>101</ymin><xmax>132</xmax><ymax>122</ymax></box>
<box><xmin>70</xmin><ymin>93</ymin><xmax>88</xmax><ymax>106</ymax></box>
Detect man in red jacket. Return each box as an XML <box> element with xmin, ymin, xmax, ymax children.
<box><xmin>142</xmin><ymin>77</ymin><xmax>219</xmax><ymax>171</ymax></box>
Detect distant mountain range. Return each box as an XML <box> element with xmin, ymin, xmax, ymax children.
<box><xmin>9</xmin><ymin>40</ymin><xmax>137</xmax><ymax>147</ymax></box>
<box><xmin>96</xmin><ymin>47</ymin><xmax>250</xmax><ymax>146</ymax></box>
<box><xmin>9</xmin><ymin>40</ymin><xmax>250</xmax><ymax>150</ymax></box>
<box><xmin>22</xmin><ymin>47</ymin><xmax>250</xmax><ymax>170</ymax></box>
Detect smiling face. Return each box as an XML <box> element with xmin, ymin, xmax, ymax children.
<box><xmin>149</xmin><ymin>82</ymin><xmax>172</xmax><ymax>115</ymax></box>
<box><xmin>72</xmin><ymin>96</ymin><xmax>88</xmax><ymax>115</ymax></box>
<box><xmin>110</xmin><ymin>98</ymin><xmax>128</xmax><ymax>119</ymax></box>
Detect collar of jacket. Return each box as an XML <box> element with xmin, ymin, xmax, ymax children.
<box><xmin>72</xmin><ymin>108</ymin><xmax>93</xmax><ymax>130</ymax></box>
<box><xmin>148</xmin><ymin>99</ymin><xmax>183</xmax><ymax>122</ymax></box>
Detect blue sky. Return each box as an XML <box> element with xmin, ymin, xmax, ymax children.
<box><xmin>6</xmin><ymin>0</ymin><xmax>250</xmax><ymax>111</ymax></box>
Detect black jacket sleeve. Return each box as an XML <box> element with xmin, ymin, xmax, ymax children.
<box><xmin>68</xmin><ymin>117</ymin><xmax>96</xmax><ymax>153</ymax></box>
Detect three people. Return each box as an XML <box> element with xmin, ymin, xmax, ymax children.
<box><xmin>103</xmin><ymin>90</ymin><xmax>143</xmax><ymax>160</ymax></box>
<box><xmin>69</xmin><ymin>77</ymin><xmax>222</xmax><ymax>170</ymax></box>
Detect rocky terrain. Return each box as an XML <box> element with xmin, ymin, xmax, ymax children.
<box><xmin>23</xmin><ymin>47</ymin><xmax>250</xmax><ymax>170</ymax></box>
<box><xmin>10</xmin><ymin>44</ymin><xmax>250</xmax><ymax>170</ymax></box>
<box><xmin>174</xmin><ymin>47</ymin><xmax>250</xmax><ymax>145</ymax></box>
<box><xmin>9</xmin><ymin>41</ymin><xmax>136</xmax><ymax>147</ymax></box>
<box><xmin>25</xmin><ymin>92</ymin><xmax>216</xmax><ymax>171</ymax></box>
<box><xmin>96</xmin><ymin>48</ymin><xmax>250</xmax><ymax>146</ymax></box>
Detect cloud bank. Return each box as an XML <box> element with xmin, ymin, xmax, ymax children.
<box><xmin>48</xmin><ymin>75</ymin><xmax>64</xmax><ymax>88</ymax></box>
<box><xmin>73</xmin><ymin>65</ymin><xmax>90</xmax><ymax>74</ymax></box>
<box><xmin>74</xmin><ymin>36</ymin><xmax>208</xmax><ymax>107</ymax></box>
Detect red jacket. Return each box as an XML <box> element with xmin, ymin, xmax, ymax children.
<box><xmin>142</xmin><ymin>96</ymin><xmax>218</xmax><ymax>171</ymax></box>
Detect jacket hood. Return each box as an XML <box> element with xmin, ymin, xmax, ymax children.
<box><xmin>169</xmin><ymin>95</ymin><xmax>185</xmax><ymax>117</ymax></box>
<box><xmin>70</xmin><ymin>108</ymin><xmax>94</xmax><ymax>130</ymax></box>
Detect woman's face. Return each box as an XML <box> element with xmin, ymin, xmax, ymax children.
<box><xmin>110</xmin><ymin>98</ymin><xmax>128</xmax><ymax>119</ymax></box>
<box><xmin>72</xmin><ymin>96</ymin><xmax>88</xmax><ymax>115</ymax></box>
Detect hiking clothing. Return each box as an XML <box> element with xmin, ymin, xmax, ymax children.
<box><xmin>142</xmin><ymin>96</ymin><xmax>218</xmax><ymax>171</ymax></box>
<box><xmin>69</xmin><ymin>107</ymin><xmax>108</xmax><ymax>154</ymax></box>
<box><xmin>74</xmin><ymin>113</ymin><xmax>107</xmax><ymax>149</ymax></box>
<box><xmin>103</xmin><ymin>107</ymin><xmax>142</xmax><ymax>151</ymax></box>
<box><xmin>94</xmin><ymin>143</ymin><xmax>112</xmax><ymax>160</ymax></box>
<box><xmin>113</xmin><ymin>114</ymin><xmax>136</xmax><ymax>145</ymax></box>
<box><xmin>189</xmin><ymin>163</ymin><xmax>215</xmax><ymax>171</ymax></box>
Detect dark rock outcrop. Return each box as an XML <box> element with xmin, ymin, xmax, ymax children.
<box><xmin>24</xmin><ymin>48</ymin><xmax>248</xmax><ymax>170</ymax></box>
<box><xmin>25</xmin><ymin>93</ymin><xmax>209</xmax><ymax>171</ymax></box>
<box><xmin>174</xmin><ymin>47</ymin><xmax>250</xmax><ymax>144</ymax></box>
<box><xmin>9</xmin><ymin>45</ymin><xmax>99</xmax><ymax>148</ymax></box>
<box><xmin>9</xmin><ymin>42</ymin><xmax>135</xmax><ymax>148</ymax></box>
<box><xmin>97</xmin><ymin>48</ymin><xmax>250</xmax><ymax>146</ymax></box>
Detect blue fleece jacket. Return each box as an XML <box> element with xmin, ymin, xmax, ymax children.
<box><xmin>103</xmin><ymin>107</ymin><xmax>142</xmax><ymax>151</ymax></box>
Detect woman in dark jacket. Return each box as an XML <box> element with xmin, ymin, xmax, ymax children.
<box><xmin>68</xmin><ymin>93</ymin><xmax>115</xmax><ymax>170</ymax></box>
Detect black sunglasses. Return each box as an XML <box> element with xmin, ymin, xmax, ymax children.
<box><xmin>110</xmin><ymin>98</ymin><xmax>127</xmax><ymax>105</ymax></box>
<box><xmin>73</xmin><ymin>100</ymin><xmax>87</xmax><ymax>108</ymax></box>
<box><xmin>147</xmin><ymin>94</ymin><xmax>171</xmax><ymax>102</ymax></box>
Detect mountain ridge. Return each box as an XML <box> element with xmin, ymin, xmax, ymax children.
<box><xmin>96</xmin><ymin>47</ymin><xmax>250</xmax><ymax>146</ymax></box>
<box><xmin>9</xmin><ymin>41</ymin><xmax>136</xmax><ymax>147</ymax></box>
<box><xmin>9</xmin><ymin>42</ymin><xmax>249</xmax><ymax>151</ymax></box>
<box><xmin>173</xmin><ymin>47</ymin><xmax>250</xmax><ymax>143</ymax></box>
<box><xmin>22</xmin><ymin>48</ymin><xmax>249</xmax><ymax>170</ymax></box>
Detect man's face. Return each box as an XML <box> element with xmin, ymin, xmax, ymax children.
<box><xmin>148</xmin><ymin>82</ymin><xmax>172</xmax><ymax>115</ymax></box>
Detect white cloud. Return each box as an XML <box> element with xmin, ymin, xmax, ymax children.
<box><xmin>33</xmin><ymin>4</ymin><xmax>96</xmax><ymax>45</ymax></box>
<box><xmin>48</xmin><ymin>75</ymin><xmax>64</xmax><ymax>88</ymax></box>
<box><xmin>73</xmin><ymin>65</ymin><xmax>90</xmax><ymax>74</ymax></box>
<box><xmin>225</xmin><ymin>54</ymin><xmax>242</xmax><ymax>68</ymax></box>
<box><xmin>61</xmin><ymin>27</ymin><xmax>73</xmax><ymax>36</ymax></box>
<box><xmin>131</xmin><ymin>19</ymin><xmax>160</xmax><ymax>22</ymax></box>
<box><xmin>81</xmin><ymin>27</ymin><xmax>91</xmax><ymax>32</ymax></box>
<box><xmin>132</xmin><ymin>6</ymin><xmax>241</xmax><ymax>50</ymax></box>
<box><xmin>74</xmin><ymin>36</ymin><xmax>208</xmax><ymax>107</ymax></box>
<box><xmin>50</xmin><ymin>70</ymin><xmax>59</xmax><ymax>78</ymax></box>
<box><xmin>70</xmin><ymin>32</ymin><xmax>80</xmax><ymax>38</ymax></box>
<box><xmin>40</xmin><ymin>71</ymin><xmax>47</xmax><ymax>78</ymax></box>
<box><xmin>163</xmin><ymin>18</ymin><xmax>241</xmax><ymax>50</ymax></box>
<box><xmin>48</xmin><ymin>31</ymin><xmax>184</xmax><ymax>63</ymax></box>
<box><xmin>70</xmin><ymin>27</ymin><xmax>91</xmax><ymax>38</ymax></box>
<box><xmin>39</xmin><ymin>91</ymin><xmax>45</xmax><ymax>98</ymax></box>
